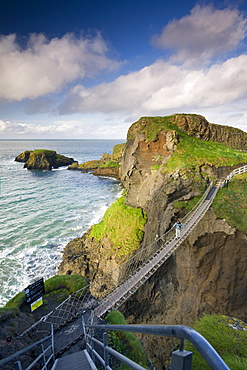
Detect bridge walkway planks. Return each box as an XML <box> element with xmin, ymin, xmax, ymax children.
<box><xmin>94</xmin><ymin>187</ymin><xmax>218</xmax><ymax>318</ymax></box>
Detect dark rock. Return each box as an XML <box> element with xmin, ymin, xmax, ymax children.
<box><xmin>15</xmin><ymin>150</ymin><xmax>74</xmax><ymax>170</ymax></box>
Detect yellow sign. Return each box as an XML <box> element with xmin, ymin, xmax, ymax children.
<box><xmin>31</xmin><ymin>297</ymin><xmax>43</xmax><ymax>312</ymax></box>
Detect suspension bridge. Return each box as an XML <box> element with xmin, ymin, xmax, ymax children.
<box><xmin>1</xmin><ymin>164</ymin><xmax>246</xmax><ymax>369</ymax></box>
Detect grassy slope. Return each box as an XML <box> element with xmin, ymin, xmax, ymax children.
<box><xmin>131</xmin><ymin>116</ymin><xmax>247</xmax><ymax>173</ymax></box>
<box><xmin>106</xmin><ymin>310</ymin><xmax>149</xmax><ymax>369</ymax></box>
<box><xmin>185</xmin><ymin>315</ymin><xmax>247</xmax><ymax>369</ymax></box>
<box><xmin>2</xmin><ymin>275</ymin><xmax>87</xmax><ymax>312</ymax></box>
<box><xmin>89</xmin><ymin>195</ymin><xmax>147</xmax><ymax>256</ymax></box>
<box><xmin>213</xmin><ymin>173</ymin><xmax>247</xmax><ymax>234</ymax></box>
<box><xmin>175</xmin><ymin>172</ymin><xmax>247</xmax><ymax>233</ymax></box>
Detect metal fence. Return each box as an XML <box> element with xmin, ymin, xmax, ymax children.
<box><xmin>0</xmin><ymin>326</ymin><xmax>54</xmax><ymax>370</ymax></box>
<box><xmin>84</xmin><ymin>321</ymin><xmax>230</xmax><ymax>370</ymax></box>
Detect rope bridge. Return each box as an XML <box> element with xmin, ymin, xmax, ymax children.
<box><xmin>19</xmin><ymin>165</ymin><xmax>247</xmax><ymax>338</ymax></box>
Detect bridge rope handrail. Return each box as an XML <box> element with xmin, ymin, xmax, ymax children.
<box><xmin>18</xmin><ymin>164</ymin><xmax>247</xmax><ymax>339</ymax></box>
<box><xmin>20</xmin><ymin>182</ymin><xmax>213</xmax><ymax>336</ymax></box>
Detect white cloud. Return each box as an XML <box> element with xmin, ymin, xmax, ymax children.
<box><xmin>0</xmin><ymin>32</ymin><xmax>120</xmax><ymax>101</ymax></box>
<box><xmin>0</xmin><ymin>118</ymin><xmax>127</xmax><ymax>139</ymax></box>
<box><xmin>0</xmin><ymin>119</ymin><xmax>87</xmax><ymax>136</ymax></box>
<box><xmin>0</xmin><ymin>119</ymin><xmax>7</xmax><ymax>131</ymax></box>
<box><xmin>57</xmin><ymin>5</ymin><xmax>247</xmax><ymax>123</ymax></box>
<box><xmin>58</xmin><ymin>54</ymin><xmax>247</xmax><ymax>120</ymax></box>
<box><xmin>151</xmin><ymin>5</ymin><xmax>247</xmax><ymax>64</ymax></box>
<box><xmin>1</xmin><ymin>5</ymin><xmax>247</xmax><ymax>139</ymax></box>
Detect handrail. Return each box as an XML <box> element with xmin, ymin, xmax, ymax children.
<box><xmin>86</xmin><ymin>334</ymin><xmax>147</xmax><ymax>370</ymax></box>
<box><xmin>0</xmin><ymin>327</ymin><xmax>54</xmax><ymax>369</ymax></box>
<box><xmin>86</xmin><ymin>323</ymin><xmax>230</xmax><ymax>370</ymax></box>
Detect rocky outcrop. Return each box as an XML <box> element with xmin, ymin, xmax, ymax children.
<box><xmin>170</xmin><ymin>114</ymin><xmax>247</xmax><ymax>150</ymax></box>
<box><xmin>58</xmin><ymin>231</ymin><xmax>124</xmax><ymax>280</ymax></box>
<box><xmin>15</xmin><ymin>150</ymin><xmax>74</xmax><ymax>170</ymax></box>
<box><xmin>68</xmin><ymin>143</ymin><xmax>125</xmax><ymax>180</ymax></box>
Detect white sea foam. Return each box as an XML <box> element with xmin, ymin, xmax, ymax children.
<box><xmin>0</xmin><ymin>139</ymin><xmax>122</xmax><ymax>306</ymax></box>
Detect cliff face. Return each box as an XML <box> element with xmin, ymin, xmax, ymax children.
<box><xmin>117</xmin><ymin>115</ymin><xmax>247</xmax><ymax>369</ymax></box>
<box><xmin>170</xmin><ymin>114</ymin><xmax>247</xmax><ymax>149</ymax></box>
<box><xmin>121</xmin><ymin>208</ymin><xmax>247</xmax><ymax>368</ymax></box>
<box><xmin>58</xmin><ymin>114</ymin><xmax>247</xmax><ymax>369</ymax></box>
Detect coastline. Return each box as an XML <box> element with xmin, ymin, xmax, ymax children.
<box><xmin>0</xmin><ymin>140</ymin><xmax>122</xmax><ymax>306</ymax></box>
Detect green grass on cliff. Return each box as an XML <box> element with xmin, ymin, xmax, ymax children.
<box><xmin>112</xmin><ymin>143</ymin><xmax>125</xmax><ymax>161</ymax></box>
<box><xmin>33</xmin><ymin>149</ymin><xmax>56</xmax><ymax>154</ymax></box>
<box><xmin>185</xmin><ymin>314</ymin><xmax>247</xmax><ymax>369</ymax></box>
<box><xmin>212</xmin><ymin>173</ymin><xmax>247</xmax><ymax>234</ymax></box>
<box><xmin>99</xmin><ymin>161</ymin><xmax>119</xmax><ymax>168</ymax></box>
<box><xmin>166</xmin><ymin>131</ymin><xmax>247</xmax><ymax>173</ymax></box>
<box><xmin>3</xmin><ymin>275</ymin><xmax>87</xmax><ymax>310</ymax></box>
<box><xmin>106</xmin><ymin>310</ymin><xmax>149</xmax><ymax>369</ymax></box>
<box><xmin>89</xmin><ymin>195</ymin><xmax>147</xmax><ymax>256</ymax></box>
<box><xmin>129</xmin><ymin>116</ymin><xmax>247</xmax><ymax>173</ymax></box>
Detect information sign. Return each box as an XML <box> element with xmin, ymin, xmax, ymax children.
<box><xmin>25</xmin><ymin>278</ymin><xmax>45</xmax><ymax>305</ymax></box>
<box><xmin>31</xmin><ymin>297</ymin><xmax>43</xmax><ymax>312</ymax></box>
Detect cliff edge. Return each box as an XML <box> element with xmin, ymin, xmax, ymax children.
<box><xmin>58</xmin><ymin>114</ymin><xmax>247</xmax><ymax>369</ymax></box>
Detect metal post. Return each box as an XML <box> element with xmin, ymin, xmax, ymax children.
<box><xmin>51</xmin><ymin>324</ymin><xmax>55</xmax><ymax>362</ymax></box>
<box><xmin>103</xmin><ymin>332</ymin><xmax>109</xmax><ymax>370</ymax></box>
<box><xmin>41</xmin><ymin>343</ymin><xmax>47</xmax><ymax>370</ymax></box>
<box><xmin>91</xmin><ymin>328</ymin><xmax>96</xmax><ymax>364</ymax></box>
<box><xmin>171</xmin><ymin>339</ymin><xmax>192</xmax><ymax>370</ymax></box>
<box><xmin>14</xmin><ymin>361</ymin><xmax>22</xmax><ymax>370</ymax></box>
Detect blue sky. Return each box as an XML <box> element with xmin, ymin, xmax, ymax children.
<box><xmin>0</xmin><ymin>0</ymin><xmax>247</xmax><ymax>139</ymax></box>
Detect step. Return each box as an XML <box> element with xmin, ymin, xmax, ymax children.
<box><xmin>51</xmin><ymin>350</ymin><xmax>97</xmax><ymax>370</ymax></box>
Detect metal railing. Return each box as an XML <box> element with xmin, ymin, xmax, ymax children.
<box><xmin>84</xmin><ymin>322</ymin><xmax>230</xmax><ymax>370</ymax></box>
<box><xmin>0</xmin><ymin>326</ymin><xmax>54</xmax><ymax>369</ymax></box>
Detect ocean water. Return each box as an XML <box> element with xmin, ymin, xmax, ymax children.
<box><xmin>0</xmin><ymin>140</ymin><xmax>123</xmax><ymax>306</ymax></box>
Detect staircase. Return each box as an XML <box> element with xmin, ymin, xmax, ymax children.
<box><xmin>51</xmin><ymin>350</ymin><xmax>97</xmax><ymax>370</ymax></box>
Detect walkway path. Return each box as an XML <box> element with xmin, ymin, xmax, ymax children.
<box><xmin>94</xmin><ymin>187</ymin><xmax>217</xmax><ymax>318</ymax></box>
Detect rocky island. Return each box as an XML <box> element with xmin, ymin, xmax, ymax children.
<box><xmin>15</xmin><ymin>149</ymin><xmax>74</xmax><ymax>170</ymax></box>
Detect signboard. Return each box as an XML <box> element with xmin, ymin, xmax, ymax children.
<box><xmin>25</xmin><ymin>278</ymin><xmax>45</xmax><ymax>305</ymax></box>
<box><xmin>31</xmin><ymin>297</ymin><xmax>43</xmax><ymax>312</ymax></box>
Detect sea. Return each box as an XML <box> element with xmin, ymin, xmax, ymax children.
<box><xmin>0</xmin><ymin>139</ymin><xmax>123</xmax><ymax>307</ymax></box>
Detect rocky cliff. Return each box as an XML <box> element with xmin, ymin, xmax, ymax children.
<box><xmin>58</xmin><ymin>114</ymin><xmax>247</xmax><ymax>369</ymax></box>
<box><xmin>121</xmin><ymin>208</ymin><xmax>247</xmax><ymax>368</ymax></box>
<box><xmin>170</xmin><ymin>114</ymin><xmax>247</xmax><ymax>149</ymax></box>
